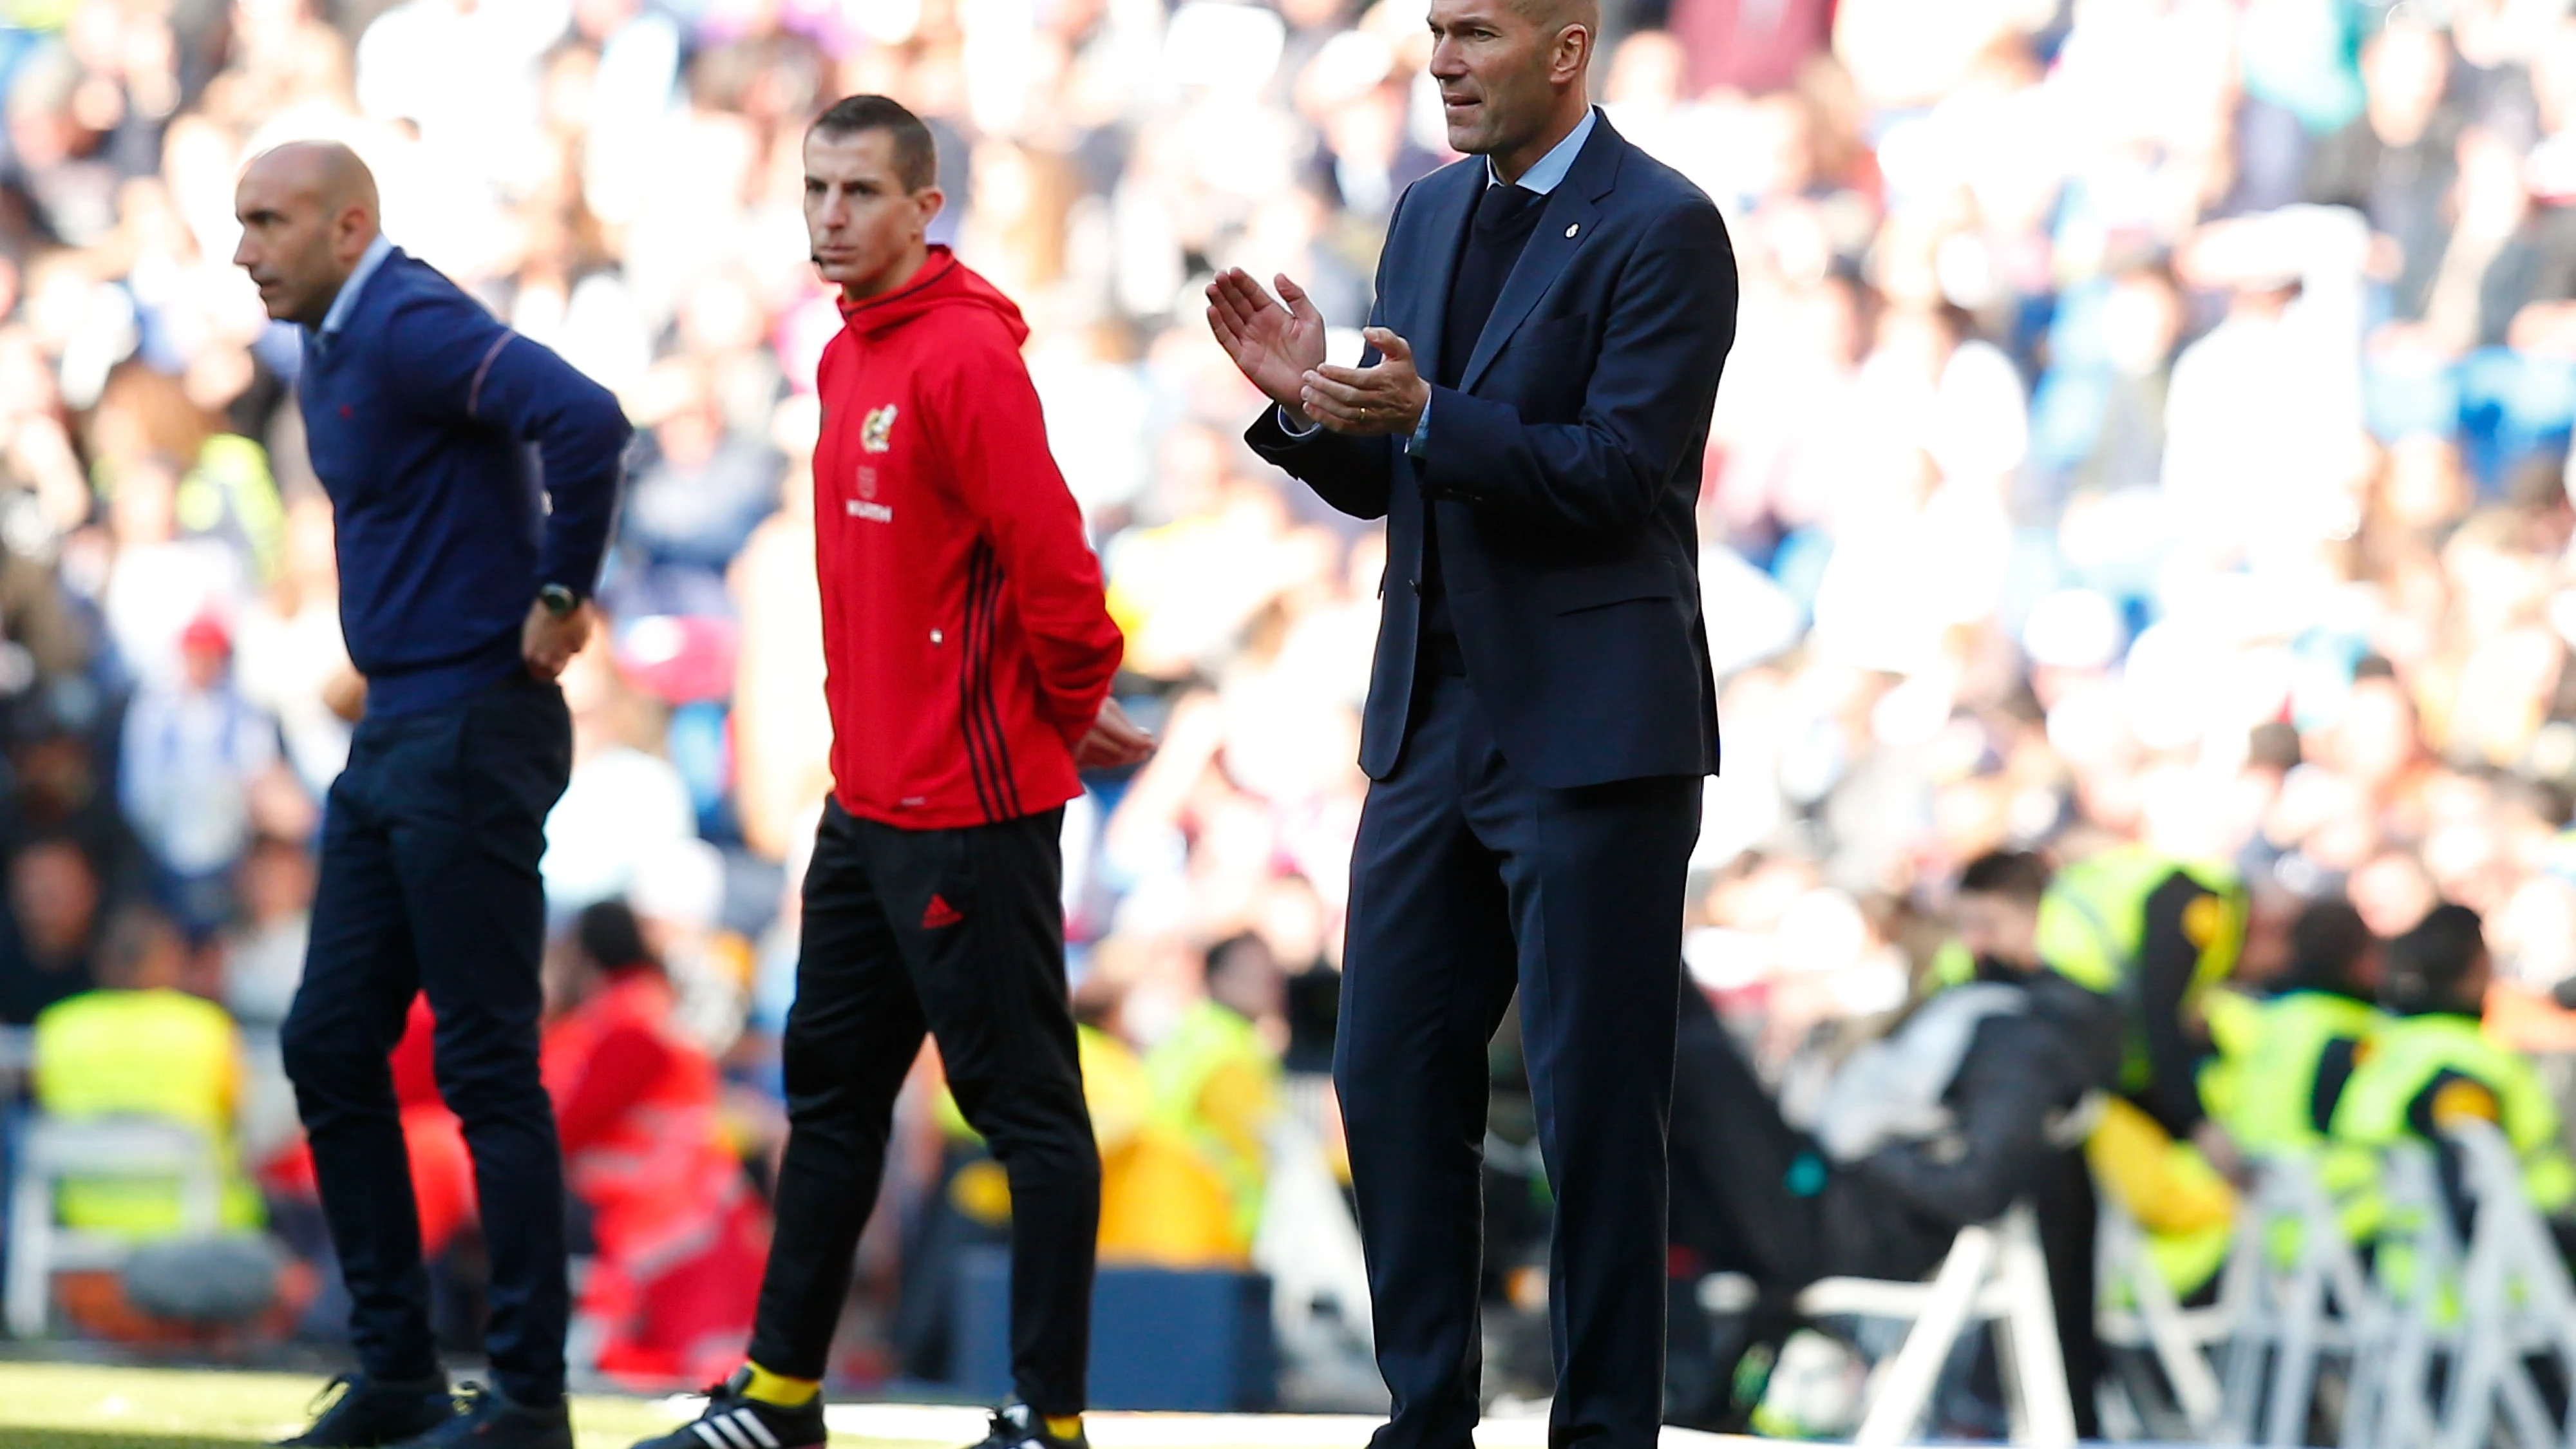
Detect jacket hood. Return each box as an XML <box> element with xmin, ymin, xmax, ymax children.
<box><xmin>835</xmin><ymin>247</ymin><xmax>1028</xmax><ymax>345</ymax></box>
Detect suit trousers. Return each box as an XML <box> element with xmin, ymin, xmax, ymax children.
<box><xmin>282</xmin><ymin>670</ymin><xmax>573</xmax><ymax>1406</ymax></box>
<box><xmin>1340</xmin><ymin>668</ymin><xmax>1700</xmax><ymax>1449</ymax></box>
<box><xmin>747</xmin><ymin>799</ymin><xmax>1097</xmax><ymax>1414</ymax></box>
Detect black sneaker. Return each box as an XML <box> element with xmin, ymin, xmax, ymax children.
<box><xmin>388</xmin><ymin>1383</ymin><xmax>573</xmax><ymax>1449</ymax></box>
<box><xmin>964</xmin><ymin>1405</ymin><xmax>1089</xmax><ymax>1449</ymax></box>
<box><xmin>277</xmin><ymin>1373</ymin><xmax>455</xmax><ymax>1447</ymax></box>
<box><xmin>627</xmin><ymin>1368</ymin><xmax>826</xmax><ymax>1449</ymax></box>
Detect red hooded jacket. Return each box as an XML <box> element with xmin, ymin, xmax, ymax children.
<box><xmin>813</xmin><ymin>249</ymin><xmax>1123</xmax><ymax>829</ymax></box>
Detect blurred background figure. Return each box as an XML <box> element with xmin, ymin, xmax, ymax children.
<box><xmin>116</xmin><ymin>609</ymin><xmax>276</xmax><ymax>936</ymax></box>
<box><xmin>543</xmin><ymin>900</ymin><xmax>767</xmax><ymax>1388</ymax></box>
<box><xmin>32</xmin><ymin>904</ymin><xmax>263</xmax><ymax>1243</ymax></box>
<box><xmin>1144</xmin><ymin>933</ymin><xmax>1281</xmax><ymax>1263</ymax></box>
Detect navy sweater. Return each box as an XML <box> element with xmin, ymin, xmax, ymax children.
<box><xmin>298</xmin><ymin>249</ymin><xmax>629</xmax><ymax>716</ymax></box>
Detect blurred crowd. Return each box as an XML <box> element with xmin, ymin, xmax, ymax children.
<box><xmin>10</xmin><ymin>0</ymin><xmax>2576</xmax><ymax>1408</ymax></box>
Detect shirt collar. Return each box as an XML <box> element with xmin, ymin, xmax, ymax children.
<box><xmin>1486</xmin><ymin>106</ymin><xmax>1597</xmax><ymax>196</ymax></box>
<box><xmin>316</xmin><ymin>232</ymin><xmax>395</xmax><ymax>341</ymax></box>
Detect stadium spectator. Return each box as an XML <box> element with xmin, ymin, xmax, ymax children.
<box><xmin>115</xmin><ymin>609</ymin><xmax>277</xmax><ymax>933</ymax></box>
<box><xmin>223</xmin><ymin>831</ymin><xmax>315</xmax><ymax>1164</ymax></box>
<box><xmin>1145</xmin><ymin>933</ymin><xmax>1282</xmax><ymax>1260</ymax></box>
<box><xmin>1666</xmin><ymin>851</ymin><xmax>2121</xmax><ymax>1431</ymax></box>
<box><xmin>0</xmin><ymin>836</ymin><xmax>102</xmax><ymax>1027</ymax></box>
<box><xmin>2333</xmin><ymin>902</ymin><xmax>2576</xmax><ymax>1239</ymax></box>
<box><xmin>32</xmin><ymin>904</ymin><xmax>264</xmax><ymax>1239</ymax></box>
<box><xmin>2211</xmin><ymin>897</ymin><xmax>2387</xmax><ymax>1160</ymax></box>
<box><xmin>610</xmin><ymin>354</ymin><xmax>783</xmax><ymax>611</ymax></box>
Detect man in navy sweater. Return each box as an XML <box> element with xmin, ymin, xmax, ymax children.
<box><xmin>234</xmin><ymin>142</ymin><xmax>628</xmax><ymax>1449</ymax></box>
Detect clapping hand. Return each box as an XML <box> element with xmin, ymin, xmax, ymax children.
<box><xmin>1207</xmin><ymin>269</ymin><xmax>1327</xmax><ymax>423</ymax></box>
<box><xmin>1207</xmin><ymin>270</ymin><xmax>1430</xmax><ymax>440</ymax></box>
<box><xmin>1298</xmin><ymin>327</ymin><xmax>1428</xmax><ymax>439</ymax></box>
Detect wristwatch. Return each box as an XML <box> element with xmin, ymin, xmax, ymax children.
<box><xmin>537</xmin><ymin>583</ymin><xmax>581</xmax><ymax>618</ymax></box>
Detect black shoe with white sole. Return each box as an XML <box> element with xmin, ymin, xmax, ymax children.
<box><xmin>962</xmin><ymin>1404</ymin><xmax>1089</xmax><ymax>1449</ymax></box>
<box><xmin>626</xmin><ymin>1368</ymin><xmax>826</xmax><ymax>1449</ymax></box>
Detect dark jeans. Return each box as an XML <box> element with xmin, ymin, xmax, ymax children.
<box><xmin>748</xmin><ymin>799</ymin><xmax>1096</xmax><ymax>1414</ymax></box>
<box><xmin>281</xmin><ymin>671</ymin><xmax>573</xmax><ymax>1406</ymax></box>
<box><xmin>1339</xmin><ymin>670</ymin><xmax>1701</xmax><ymax>1449</ymax></box>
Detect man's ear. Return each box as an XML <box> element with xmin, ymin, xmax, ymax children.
<box><xmin>336</xmin><ymin>205</ymin><xmax>371</xmax><ymax>256</ymax></box>
<box><xmin>1555</xmin><ymin>24</ymin><xmax>1590</xmax><ymax>84</ymax></box>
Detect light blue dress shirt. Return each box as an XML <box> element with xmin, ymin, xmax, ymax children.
<box><xmin>1280</xmin><ymin>108</ymin><xmax>1599</xmax><ymax>454</ymax></box>
<box><xmin>313</xmin><ymin>232</ymin><xmax>395</xmax><ymax>348</ymax></box>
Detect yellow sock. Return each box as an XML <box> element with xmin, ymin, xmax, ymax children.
<box><xmin>741</xmin><ymin>1363</ymin><xmax>820</xmax><ymax>1408</ymax></box>
<box><xmin>1045</xmin><ymin>1415</ymin><xmax>1084</xmax><ymax>1441</ymax></box>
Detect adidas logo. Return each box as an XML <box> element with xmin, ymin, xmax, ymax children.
<box><xmin>922</xmin><ymin>894</ymin><xmax>963</xmax><ymax>929</ymax></box>
<box><xmin>690</xmin><ymin>1406</ymin><xmax>784</xmax><ymax>1449</ymax></box>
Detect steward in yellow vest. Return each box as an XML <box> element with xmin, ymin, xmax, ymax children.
<box><xmin>2330</xmin><ymin>904</ymin><xmax>2576</xmax><ymax>1240</ymax></box>
<box><xmin>32</xmin><ymin>907</ymin><xmax>263</xmax><ymax>1237</ymax></box>
<box><xmin>2217</xmin><ymin>900</ymin><xmax>2387</xmax><ymax>1159</ymax></box>
<box><xmin>1146</xmin><ymin>934</ymin><xmax>1283</xmax><ymax>1254</ymax></box>
<box><xmin>2034</xmin><ymin>845</ymin><xmax>2247</xmax><ymax>1141</ymax></box>
<box><xmin>1953</xmin><ymin>852</ymin><xmax>2243</xmax><ymax>1300</ymax></box>
<box><xmin>935</xmin><ymin>1019</ymin><xmax>1250</xmax><ymax>1266</ymax></box>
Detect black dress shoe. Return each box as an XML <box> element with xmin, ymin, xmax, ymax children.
<box><xmin>389</xmin><ymin>1383</ymin><xmax>573</xmax><ymax>1449</ymax></box>
<box><xmin>276</xmin><ymin>1372</ymin><xmax>454</xmax><ymax>1447</ymax></box>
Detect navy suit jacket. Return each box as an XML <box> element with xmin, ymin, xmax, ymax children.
<box><xmin>1247</xmin><ymin>111</ymin><xmax>1736</xmax><ymax>790</ymax></box>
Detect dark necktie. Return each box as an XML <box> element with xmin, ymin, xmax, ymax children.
<box><xmin>1421</xmin><ymin>181</ymin><xmax>1546</xmax><ymax>656</ymax></box>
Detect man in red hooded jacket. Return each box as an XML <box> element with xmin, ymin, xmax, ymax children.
<box><xmin>636</xmin><ymin>95</ymin><xmax>1150</xmax><ymax>1449</ymax></box>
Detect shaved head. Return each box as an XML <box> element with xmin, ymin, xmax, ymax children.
<box><xmin>232</xmin><ymin>142</ymin><xmax>384</xmax><ymax>328</ymax></box>
<box><xmin>1508</xmin><ymin>0</ymin><xmax>1597</xmax><ymax>27</ymax></box>
<box><xmin>249</xmin><ymin>141</ymin><xmax>382</xmax><ymax>222</ymax></box>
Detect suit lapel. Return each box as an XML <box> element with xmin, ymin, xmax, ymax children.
<box><xmin>1457</xmin><ymin>117</ymin><xmax>1625</xmax><ymax>394</ymax></box>
<box><xmin>1403</xmin><ymin>164</ymin><xmax>1482</xmax><ymax>388</ymax></box>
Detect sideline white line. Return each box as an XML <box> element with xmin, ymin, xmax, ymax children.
<box><xmin>813</xmin><ymin>1403</ymin><xmax>1752</xmax><ymax>1447</ymax></box>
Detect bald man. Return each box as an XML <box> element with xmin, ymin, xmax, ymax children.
<box><xmin>235</xmin><ymin>143</ymin><xmax>629</xmax><ymax>1449</ymax></box>
<box><xmin>1205</xmin><ymin>0</ymin><xmax>1735</xmax><ymax>1443</ymax></box>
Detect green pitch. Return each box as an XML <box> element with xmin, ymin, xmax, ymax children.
<box><xmin>0</xmin><ymin>1363</ymin><xmax>943</xmax><ymax>1449</ymax></box>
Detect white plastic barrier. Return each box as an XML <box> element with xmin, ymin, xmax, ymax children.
<box><xmin>2212</xmin><ymin>1151</ymin><xmax>2387</xmax><ymax>1449</ymax></box>
<box><xmin>3</xmin><ymin>1115</ymin><xmax>223</xmax><ymax>1340</ymax></box>
<box><xmin>2429</xmin><ymin>1121</ymin><xmax>2576</xmax><ymax>1449</ymax></box>
<box><xmin>2094</xmin><ymin>1193</ymin><xmax>2231</xmax><ymax>1439</ymax></box>
<box><xmin>1788</xmin><ymin>1202</ymin><xmax>2078</xmax><ymax>1448</ymax></box>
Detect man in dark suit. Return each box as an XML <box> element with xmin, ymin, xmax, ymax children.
<box><xmin>1204</xmin><ymin>0</ymin><xmax>1736</xmax><ymax>1441</ymax></box>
